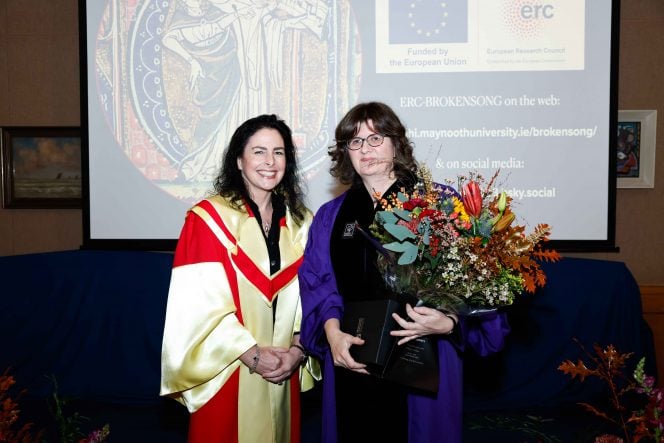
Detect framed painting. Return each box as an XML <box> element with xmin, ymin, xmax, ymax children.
<box><xmin>1</xmin><ymin>127</ymin><xmax>82</xmax><ymax>208</ymax></box>
<box><xmin>617</xmin><ymin>110</ymin><xmax>657</xmax><ymax>189</ymax></box>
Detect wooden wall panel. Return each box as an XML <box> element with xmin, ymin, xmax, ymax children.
<box><xmin>641</xmin><ymin>285</ymin><xmax>664</xmax><ymax>386</ymax></box>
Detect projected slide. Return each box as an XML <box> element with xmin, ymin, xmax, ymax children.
<box><xmin>85</xmin><ymin>0</ymin><xmax>615</xmax><ymax>246</ymax></box>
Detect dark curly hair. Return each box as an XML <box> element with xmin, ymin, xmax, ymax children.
<box><xmin>212</xmin><ymin>114</ymin><xmax>307</xmax><ymax>224</ymax></box>
<box><xmin>329</xmin><ymin>102</ymin><xmax>417</xmax><ymax>185</ymax></box>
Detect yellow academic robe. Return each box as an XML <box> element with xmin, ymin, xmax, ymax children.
<box><xmin>160</xmin><ymin>196</ymin><xmax>319</xmax><ymax>443</ymax></box>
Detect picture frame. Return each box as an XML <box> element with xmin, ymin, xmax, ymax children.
<box><xmin>617</xmin><ymin>110</ymin><xmax>657</xmax><ymax>189</ymax></box>
<box><xmin>1</xmin><ymin>127</ymin><xmax>82</xmax><ymax>208</ymax></box>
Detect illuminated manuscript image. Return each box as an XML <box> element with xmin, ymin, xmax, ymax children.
<box><xmin>95</xmin><ymin>0</ymin><xmax>359</xmax><ymax>203</ymax></box>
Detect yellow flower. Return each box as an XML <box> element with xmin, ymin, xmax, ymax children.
<box><xmin>453</xmin><ymin>197</ymin><xmax>470</xmax><ymax>223</ymax></box>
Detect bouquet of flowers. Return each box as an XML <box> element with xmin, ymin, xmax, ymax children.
<box><xmin>369</xmin><ymin>166</ymin><xmax>560</xmax><ymax>315</ymax></box>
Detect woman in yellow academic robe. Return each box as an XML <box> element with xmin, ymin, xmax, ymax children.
<box><xmin>161</xmin><ymin>114</ymin><xmax>319</xmax><ymax>443</ymax></box>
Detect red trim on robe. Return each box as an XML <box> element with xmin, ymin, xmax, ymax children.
<box><xmin>172</xmin><ymin>209</ymin><xmax>243</xmax><ymax>323</ymax></box>
<box><xmin>290</xmin><ymin>371</ymin><xmax>301</xmax><ymax>443</ymax></box>
<box><xmin>173</xmin><ymin>212</ymin><xmax>225</xmax><ymax>266</ymax></box>
<box><xmin>233</xmin><ymin>247</ymin><xmax>272</xmax><ymax>299</ymax></box>
<box><xmin>188</xmin><ymin>370</ymin><xmax>240</xmax><ymax>443</ymax></box>
<box><xmin>199</xmin><ymin>200</ymin><xmax>237</xmax><ymax>247</ymax></box>
<box><xmin>273</xmin><ymin>256</ymin><xmax>304</xmax><ymax>295</ymax></box>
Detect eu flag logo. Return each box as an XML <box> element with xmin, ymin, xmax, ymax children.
<box><xmin>389</xmin><ymin>0</ymin><xmax>468</xmax><ymax>44</ymax></box>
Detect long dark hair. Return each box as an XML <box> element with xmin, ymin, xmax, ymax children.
<box><xmin>212</xmin><ymin>114</ymin><xmax>307</xmax><ymax>224</ymax></box>
<box><xmin>329</xmin><ymin>102</ymin><xmax>417</xmax><ymax>185</ymax></box>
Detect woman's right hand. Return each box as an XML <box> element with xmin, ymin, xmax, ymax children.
<box><xmin>240</xmin><ymin>345</ymin><xmax>283</xmax><ymax>376</ymax></box>
<box><xmin>324</xmin><ymin>318</ymin><xmax>369</xmax><ymax>374</ymax></box>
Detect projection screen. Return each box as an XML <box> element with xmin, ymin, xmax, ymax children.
<box><xmin>80</xmin><ymin>0</ymin><xmax>619</xmax><ymax>251</ymax></box>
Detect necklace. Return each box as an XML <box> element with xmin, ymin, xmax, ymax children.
<box><xmin>259</xmin><ymin>201</ymin><xmax>273</xmax><ymax>237</ymax></box>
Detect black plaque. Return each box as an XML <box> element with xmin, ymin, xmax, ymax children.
<box><xmin>342</xmin><ymin>298</ymin><xmax>400</xmax><ymax>366</ymax></box>
<box><xmin>342</xmin><ymin>297</ymin><xmax>439</xmax><ymax>393</ymax></box>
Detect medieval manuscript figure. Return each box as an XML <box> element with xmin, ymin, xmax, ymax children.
<box><xmin>96</xmin><ymin>0</ymin><xmax>355</xmax><ymax>202</ymax></box>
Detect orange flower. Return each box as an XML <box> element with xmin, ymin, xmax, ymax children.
<box><xmin>492</xmin><ymin>212</ymin><xmax>515</xmax><ymax>232</ymax></box>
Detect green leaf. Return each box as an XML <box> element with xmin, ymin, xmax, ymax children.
<box><xmin>422</xmin><ymin>224</ymin><xmax>430</xmax><ymax>245</ymax></box>
<box><xmin>376</xmin><ymin>210</ymin><xmax>398</xmax><ymax>224</ymax></box>
<box><xmin>384</xmin><ymin>241</ymin><xmax>409</xmax><ymax>252</ymax></box>
<box><xmin>392</xmin><ymin>208</ymin><xmax>411</xmax><ymax>220</ymax></box>
<box><xmin>397</xmin><ymin>192</ymin><xmax>408</xmax><ymax>202</ymax></box>
<box><xmin>384</xmin><ymin>223</ymin><xmax>416</xmax><ymax>241</ymax></box>
<box><xmin>398</xmin><ymin>242</ymin><xmax>419</xmax><ymax>264</ymax></box>
<box><xmin>428</xmin><ymin>254</ymin><xmax>441</xmax><ymax>268</ymax></box>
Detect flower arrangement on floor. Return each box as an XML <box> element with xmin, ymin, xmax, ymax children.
<box><xmin>49</xmin><ymin>375</ymin><xmax>111</xmax><ymax>443</ymax></box>
<box><xmin>0</xmin><ymin>370</ymin><xmax>110</xmax><ymax>443</ymax></box>
<box><xmin>559</xmin><ymin>341</ymin><xmax>664</xmax><ymax>443</ymax></box>
<box><xmin>0</xmin><ymin>371</ymin><xmax>42</xmax><ymax>442</ymax></box>
<box><xmin>369</xmin><ymin>166</ymin><xmax>560</xmax><ymax>314</ymax></box>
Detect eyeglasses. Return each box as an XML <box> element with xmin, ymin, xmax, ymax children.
<box><xmin>345</xmin><ymin>133</ymin><xmax>385</xmax><ymax>150</ymax></box>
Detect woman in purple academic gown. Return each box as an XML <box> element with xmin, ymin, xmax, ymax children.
<box><xmin>299</xmin><ymin>102</ymin><xmax>510</xmax><ymax>443</ymax></box>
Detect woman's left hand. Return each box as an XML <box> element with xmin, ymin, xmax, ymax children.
<box><xmin>261</xmin><ymin>347</ymin><xmax>303</xmax><ymax>384</ymax></box>
<box><xmin>390</xmin><ymin>304</ymin><xmax>457</xmax><ymax>345</ymax></box>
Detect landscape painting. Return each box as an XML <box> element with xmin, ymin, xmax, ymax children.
<box><xmin>1</xmin><ymin>127</ymin><xmax>82</xmax><ymax>208</ymax></box>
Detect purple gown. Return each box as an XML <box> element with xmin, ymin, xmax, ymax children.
<box><xmin>299</xmin><ymin>192</ymin><xmax>511</xmax><ymax>443</ymax></box>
